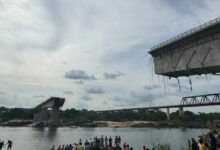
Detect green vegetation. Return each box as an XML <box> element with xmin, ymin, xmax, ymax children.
<box><xmin>170</xmin><ymin>110</ymin><xmax>220</xmax><ymax>122</ymax></box>
<box><xmin>153</xmin><ymin>142</ymin><xmax>171</xmax><ymax>150</ymax></box>
<box><xmin>0</xmin><ymin>107</ymin><xmax>32</xmax><ymax>121</ymax></box>
<box><xmin>61</xmin><ymin>108</ymin><xmax>220</xmax><ymax>124</ymax></box>
<box><xmin>61</xmin><ymin>108</ymin><xmax>168</xmax><ymax>125</ymax></box>
<box><xmin>1</xmin><ymin>106</ymin><xmax>220</xmax><ymax>125</ymax></box>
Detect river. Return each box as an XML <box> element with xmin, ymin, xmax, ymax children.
<box><xmin>0</xmin><ymin>127</ymin><xmax>209</xmax><ymax>150</ymax></box>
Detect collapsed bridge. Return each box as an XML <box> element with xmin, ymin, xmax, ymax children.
<box><xmin>149</xmin><ymin>17</ymin><xmax>220</xmax><ymax>78</ymax></box>
<box><xmin>33</xmin><ymin>97</ymin><xmax>65</xmax><ymax>123</ymax></box>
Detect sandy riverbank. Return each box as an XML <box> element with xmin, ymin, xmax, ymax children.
<box><xmin>95</xmin><ymin>121</ymin><xmax>157</xmax><ymax>128</ymax></box>
<box><xmin>0</xmin><ymin>119</ymin><xmax>210</xmax><ymax>128</ymax></box>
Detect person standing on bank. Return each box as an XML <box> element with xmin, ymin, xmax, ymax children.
<box><xmin>7</xmin><ymin>140</ymin><xmax>13</xmax><ymax>150</ymax></box>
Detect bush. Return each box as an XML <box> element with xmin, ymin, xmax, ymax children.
<box><xmin>153</xmin><ymin>142</ymin><xmax>171</xmax><ymax>150</ymax></box>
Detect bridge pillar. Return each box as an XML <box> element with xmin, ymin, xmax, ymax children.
<box><xmin>166</xmin><ymin>107</ymin><xmax>170</xmax><ymax>121</ymax></box>
<box><xmin>50</xmin><ymin>108</ymin><xmax>60</xmax><ymax>123</ymax></box>
<box><xmin>33</xmin><ymin>108</ymin><xmax>49</xmax><ymax>122</ymax></box>
<box><xmin>179</xmin><ymin>107</ymin><xmax>184</xmax><ymax>117</ymax></box>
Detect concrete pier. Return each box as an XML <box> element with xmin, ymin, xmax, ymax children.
<box><xmin>166</xmin><ymin>107</ymin><xmax>170</xmax><ymax>120</ymax></box>
<box><xmin>179</xmin><ymin>107</ymin><xmax>184</xmax><ymax>117</ymax></box>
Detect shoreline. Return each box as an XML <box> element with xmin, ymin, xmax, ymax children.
<box><xmin>92</xmin><ymin>121</ymin><xmax>209</xmax><ymax>129</ymax></box>
<box><xmin>0</xmin><ymin>119</ymin><xmax>210</xmax><ymax>129</ymax></box>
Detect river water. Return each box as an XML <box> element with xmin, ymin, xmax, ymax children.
<box><xmin>0</xmin><ymin>127</ymin><xmax>209</xmax><ymax>150</ymax></box>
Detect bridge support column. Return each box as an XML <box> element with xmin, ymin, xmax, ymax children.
<box><xmin>167</xmin><ymin>107</ymin><xmax>170</xmax><ymax>121</ymax></box>
<box><xmin>179</xmin><ymin>107</ymin><xmax>184</xmax><ymax>117</ymax></box>
<box><xmin>166</xmin><ymin>107</ymin><xmax>170</xmax><ymax>121</ymax></box>
<box><xmin>50</xmin><ymin>108</ymin><xmax>60</xmax><ymax>123</ymax></box>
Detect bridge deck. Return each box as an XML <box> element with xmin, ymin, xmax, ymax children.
<box><xmin>149</xmin><ymin>17</ymin><xmax>220</xmax><ymax>77</ymax></box>
<box><xmin>149</xmin><ymin>17</ymin><xmax>220</xmax><ymax>56</ymax></box>
<box><xmin>96</xmin><ymin>102</ymin><xmax>220</xmax><ymax>113</ymax></box>
<box><xmin>34</xmin><ymin>97</ymin><xmax>65</xmax><ymax>110</ymax></box>
<box><xmin>96</xmin><ymin>93</ymin><xmax>220</xmax><ymax>112</ymax></box>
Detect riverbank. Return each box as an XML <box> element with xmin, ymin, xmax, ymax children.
<box><xmin>0</xmin><ymin>119</ymin><xmax>213</xmax><ymax>128</ymax></box>
<box><xmin>93</xmin><ymin>121</ymin><xmax>209</xmax><ymax>128</ymax></box>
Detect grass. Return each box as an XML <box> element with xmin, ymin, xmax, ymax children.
<box><xmin>153</xmin><ymin>142</ymin><xmax>171</xmax><ymax>150</ymax></box>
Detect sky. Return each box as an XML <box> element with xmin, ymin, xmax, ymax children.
<box><xmin>0</xmin><ymin>0</ymin><xmax>220</xmax><ymax>112</ymax></box>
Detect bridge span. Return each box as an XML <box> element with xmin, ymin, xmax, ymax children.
<box><xmin>33</xmin><ymin>97</ymin><xmax>65</xmax><ymax>124</ymax></box>
<box><xmin>149</xmin><ymin>17</ymin><xmax>220</xmax><ymax>78</ymax></box>
<box><xmin>96</xmin><ymin>93</ymin><xmax>220</xmax><ymax>120</ymax></box>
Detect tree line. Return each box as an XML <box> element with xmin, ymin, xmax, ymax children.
<box><xmin>1</xmin><ymin>106</ymin><xmax>220</xmax><ymax>123</ymax></box>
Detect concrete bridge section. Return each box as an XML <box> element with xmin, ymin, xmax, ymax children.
<box><xmin>96</xmin><ymin>93</ymin><xmax>220</xmax><ymax>120</ymax></box>
<box><xmin>149</xmin><ymin>17</ymin><xmax>220</xmax><ymax>78</ymax></box>
<box><xmin>33</xmin><ymin>97</ymin><xmax>65</xmax><ymax>123</ymax></box>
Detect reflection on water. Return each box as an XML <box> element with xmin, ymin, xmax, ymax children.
<box><xmin>33</xmin><ymin>127</ymin><xmax>45</xmax><ymax>132</ymax></box>
<box><xmin>0</xmin><ymin>127</ymin><xmax>209</xmax><ymax>150</ymax></box>
<box><xmin>47</xmin><ymin>128</ymin><xmax>57</xmax><ymax>141</ymax></box>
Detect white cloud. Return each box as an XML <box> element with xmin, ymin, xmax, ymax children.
<box><xmin>0</xmin><ymin>0</ymin><xmax>220</xmax><ymax>113</ymax></box>
<box><xmin>64</xmin><ymin>70</ymin><xmax>96</xmax><ymax>80</ymax></box>
<box><xmin>85</xmin><ymin>87</ymin><xmax>105</xmax><ymax>94</ymax></box>
<box><xmin>103</xmin><ymin>71</ymin><xmax>124</xmax><ymax>80</ymax></box>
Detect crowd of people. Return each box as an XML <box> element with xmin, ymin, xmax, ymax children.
<box><xmin>0</xmin><ymin>140</ymin><xmax>13</xmax><ymax>150</ymax></box>
<box><xmin>188</xmin><ymin>131</ymin><xmax>220</xmax><ymax>150</ymax></box>
<box><xmin>51</xmin><ymin>131</ymin><xmax>220</xmax><ymax>150</ymax></box>
<box><xmin>51</xmin><ymin>135</ymin><xmax>137</xmax><ymax>150</ymax></box>
<box><xmin>3</xmin><ymin>132</ymin><xmax>220</xmax><ymax>150</ymax></box>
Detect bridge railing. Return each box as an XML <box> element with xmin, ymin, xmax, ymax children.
<box><xmin>180</xmin><ymin>93</ymin><xmax>220</xmax><ymax>106</ymax></box>
<box><xmin>150</xmin><ymin>17</ymin><xmax>220</xmax><ymax>52</ymax></box>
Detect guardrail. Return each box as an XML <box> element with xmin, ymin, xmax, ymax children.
<box><xmin>150</xmin><ymin>17</ymin><xmax>220</xmax><ymax>52</ymax></box>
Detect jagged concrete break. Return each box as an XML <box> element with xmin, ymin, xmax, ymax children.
<box><xmin>149</xmin><ymin>17</ymin><xmax>220</xmax><ymax>78</ymax></box>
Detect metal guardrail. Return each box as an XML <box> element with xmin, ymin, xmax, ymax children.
<box><xmin>180</xmin><ymin>93</ymin><xmax>220</xmax><ymax>105</ymax></box>
<box><xmin>150</xmin><ymin>17</ymin><xmax>220</xmax><ymax>52</ymax></box>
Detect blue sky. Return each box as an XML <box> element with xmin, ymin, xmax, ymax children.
<box><xmin>0</xmin><ymin>0</ymin><xmax>220</xmax><ymax>112</ymax></box>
